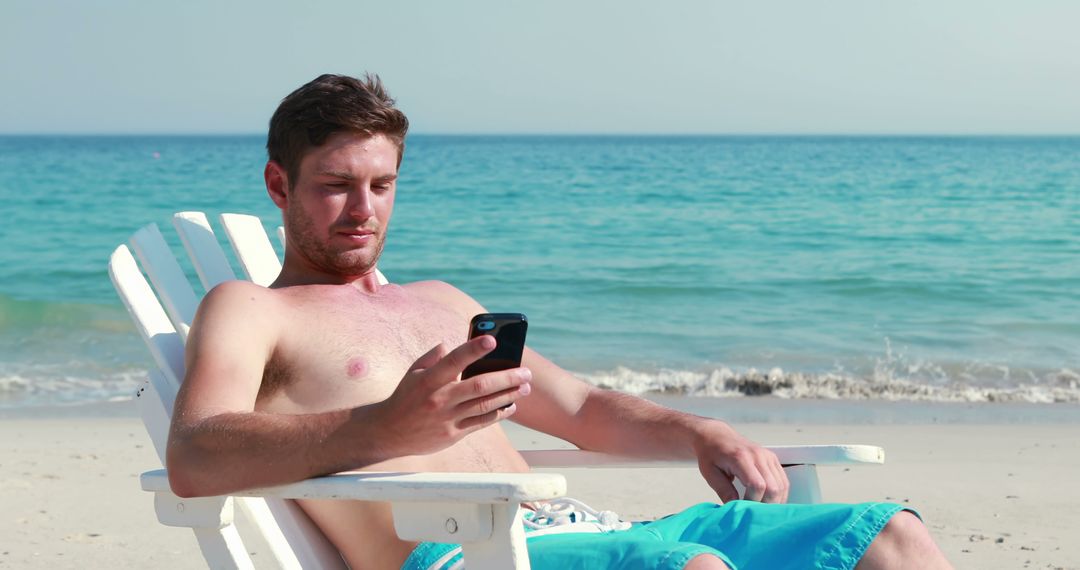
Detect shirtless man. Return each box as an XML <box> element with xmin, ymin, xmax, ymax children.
<box><xmin>167</xmin><ymin>74</ymin><xmax>952</xmax><ymax>570</ymax></box>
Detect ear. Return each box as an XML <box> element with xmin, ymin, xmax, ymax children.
<box><xmin>265</xmin><ymin>161</ymin><xmax>289</xmax><ymax>209</ymax></box>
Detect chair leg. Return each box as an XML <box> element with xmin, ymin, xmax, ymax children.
<box><xmin>460</xmin><ymin>504</ymin><xmax>530</xmax><ymax>570</ymax></box>
<box><xmin>193</xmin><ymin>525</ymin><xmax>255</xmax><ymax>570</ymax></box>
<box><xmin>785</xmin><ymin>465</ymin><xmax>823</xmax><ymax>504</ymax></box>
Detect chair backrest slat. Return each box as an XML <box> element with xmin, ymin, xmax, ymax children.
<box><xmin>108</xmin><ymin>245</ymin><xmax>185</xmax><ymax>389</ymax></box>
<box><xmin>137</xmin><ymin>369</ymin><xmax>176</xmax><ymax>464</ymax></box>
<box><xmin>247</xmin><ymin>498</ymin><xmax>346</xmax><ymax>570</ymax></box>
<box><xmin>220</xmin><ymin>213</ymin><xmax>281</xmax><ymax>286</ymax></box>
<box><xmin>174</xmin><ymin>211</ymin><xmax>237</xmax><ymax>290</ymax></box>
<box><xmin>130</xmin><ymin>224</ymin><xmax>199</xmax><ymax>341</ymax></box>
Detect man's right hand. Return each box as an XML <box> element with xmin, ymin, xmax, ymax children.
<box><xmin>371</xmin><ymin>335</ymin><xmax>532</xmax><ymax>456</ymax></box>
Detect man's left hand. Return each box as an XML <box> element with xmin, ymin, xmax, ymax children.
<box><xmin>691</xmin><ymin>420</ymin><xmax>790</xmax><ymax>504</ymax></box>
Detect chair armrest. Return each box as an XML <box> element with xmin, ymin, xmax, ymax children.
<box><xmin>141</xmin><ymin>469</ymin><xmax>567</xmax><ymax>503</ymax></box>
<box><xmin>520</xmin><ymin>445</ymin><xmax>884</xmax><ymax>468</ymax></box>
<box><xmin>142</xmin><ymin>469</ymin><xmax>567</xmax><ymax>547</ymax></box>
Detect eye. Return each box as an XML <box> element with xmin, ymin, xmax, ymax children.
<box><xmin>322</xmin><ymin>182</ymin><xmax>349</xmax><ymax>192</ymax></box>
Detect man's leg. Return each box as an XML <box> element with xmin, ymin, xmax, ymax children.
<box><xmin>525</xmin><ymin>528</ymin><xmax>734</xmax><ymax>569</ymax></box>
<box><xmin>684</xmin><ymin>554</ymin><xmax>730</xmax><ymax>570</ymax></box>
<box><xmin>640</xmin><ymin>501</ymin><xmax>953</xmax><ymax>569</ymax></box>
<box><xmin>856</xmin><ymin>511</ymin><xmax>952</xmax><ymax>569</ymax></box>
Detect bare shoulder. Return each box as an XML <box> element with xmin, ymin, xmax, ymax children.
<box><xmin>179</xmin><ymin>280</ymin><xmax>286</xmax><ymax>416</ymax></box>
<box><xmin>202</xmin><ymin>278</ymin><xmax>277</xmax><ymax>300</ymax></box>
<box><xmin>197</xmin><ymin>279</ymin><xmax>282</xmax><ymax>318</ymax></box>
<box><xmin>187</xmin><ymin>280</ymin><xmax>285</xmax><ymax>356</ymax></box>
<box><xmin>402</xmin><ymin>280</ymin><xmax>487</xmax><ymax>315</ymax></box>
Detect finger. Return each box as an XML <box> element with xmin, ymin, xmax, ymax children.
<box><xmin>751</xmin><ymin>451</ymin><xmax>781</xmax><ymax>504</ymax></box>
<box><xmin>457</xmin><ymin>401</ymin><xmax>518</xmax><ymax>431</ymax></box>
<box><xmin>773</xmin><ymin>458</ymin><xmax>791</xmax><ymax>504</ymax></box>
<box><xmin>409</xmin><ymin>342</ymin><xmax>449</xmax><ymax>372</ymax></box>
<box><xmin>734</xmin><ymin>456</ymin><xmax>768</xmax><ymax>502</ymax></box>
<box><xmin>761</xmin><ymin>456</ymin><xmax>787</xmax><ymax>504</ymax></box>
<box><xmin>760</xmin><ymin>457</ymin><xmax>785</xmax><ymax>504</ymax></box>
<box><xmin>758</xmin><ymin>449</ymin><xmax>789</xmax><ymax>504</ymax></box>
<box><xmin>456</xmin><ymin>380</ymin><xmax>531</xmax><ymax>418</ymax></box>
<box><xmin>447</xmin><ymin>367</ymin><xmax>531</xmax><ymax>407</ymax></box>
<box><xmin>697</xmin><ymin>457</ymin><xmax>739</xmax><ymax>503</ymax></box>
<box><xmin>429</xmin><ymin>335</ymin><xmax>497</xmax><ymax>381</ymax></box>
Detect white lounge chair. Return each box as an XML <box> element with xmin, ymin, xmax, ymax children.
<box><xmin>109</xmin><ymin>211</ymin><xmax>885</xmax><ymax>570</ymax></box>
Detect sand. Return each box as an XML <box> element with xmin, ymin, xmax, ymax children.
<box><xmin>1</xmin><ymin>401</ymin><xmax>1078</xmax><ymax>569</ymax></box>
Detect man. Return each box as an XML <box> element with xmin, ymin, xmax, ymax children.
<box><xmin>168</xmin><ymin>74</ymin><xmax>952</xmax><ymax>569</ymax></box>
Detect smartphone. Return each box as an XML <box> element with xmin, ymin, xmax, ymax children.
<box><xmin>461</xmin><ymin>313</ymin><xmax>528</xmax><ymax>380</ymax></box>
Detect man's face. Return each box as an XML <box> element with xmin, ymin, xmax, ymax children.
<box><xmin>279</xmin><ymin>132</ymin><xmax>399</xmax><ymax>278</ymax></box>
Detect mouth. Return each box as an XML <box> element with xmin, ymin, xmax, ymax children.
<box><xmin>336</xmin><ymin>228</ymin><xmax>377</xmax><ymax>242</ymax></box>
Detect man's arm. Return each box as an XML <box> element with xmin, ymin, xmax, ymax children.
<box><xmin>166</xmin><ymin>281</ymin><xmax>530</xmax><ymax>498</ymax></box>
<box><xmin>425</xmin><ymin>281</ymin><xmax>789</xmax><ymax>503</ymax></box>
<box><xmin>512</xmin><ymin>349</ymin><xmax>790</xmax><ymax>503</ymax></box>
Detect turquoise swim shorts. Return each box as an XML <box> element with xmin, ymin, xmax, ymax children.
<box><xmin>402</xmin><ymin>500</ymin><xmax>916</xmax><ymax>570</ymax></box>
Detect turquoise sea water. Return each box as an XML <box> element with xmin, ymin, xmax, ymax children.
<box><xmin>1</xmin><ymin>135</ymin><xmax>1078</xmax><ymax>407</ymax></box>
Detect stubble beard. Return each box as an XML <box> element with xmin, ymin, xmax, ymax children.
<box><xmin>286</xmin><ymin>203</ymin><xmax>385</xmax><ymax>278</ymax></box>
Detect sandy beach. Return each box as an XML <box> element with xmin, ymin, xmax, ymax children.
<box><xmin>1</xmin><ymin>399</ymin><xmax>1078</xmax><ymax>569</ymax></box>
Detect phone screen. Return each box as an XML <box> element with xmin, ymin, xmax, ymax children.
<box><xmin>461</xmin><ymin>313</ymin><xmax>528</xmax><ymax>380</ymax></box>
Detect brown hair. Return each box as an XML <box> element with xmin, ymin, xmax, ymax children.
<box><xmin>267</xmin><ymin>73</ymin><xmax>409</xmax><ymax>187</ymax></box>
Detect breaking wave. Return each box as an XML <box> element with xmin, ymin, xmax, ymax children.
<box><xmin>576</xmin><ymin>366</ymin><xmax>1080</xmax><ymax>403</ymax></box>
<box><xmin>0</xmin><ymin>368</ymin><xmax>144</xmax><ymax>409</ymax></box>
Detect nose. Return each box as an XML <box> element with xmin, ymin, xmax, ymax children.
<box><xmin>347</xmin><ymin>186</ymin><xmax>376</xmax><ymax>220</ymax></box>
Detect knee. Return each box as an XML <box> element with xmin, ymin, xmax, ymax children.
<box><xmin>683</xmin><ymin>553</ymin><xmax>730</xmax><ymax>570</ymax></box>
<box><xmin>876</xmin><ymin>511</ymin><xmax>938</xmax><ymax>555</ymax></box>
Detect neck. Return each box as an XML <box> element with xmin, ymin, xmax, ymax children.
<box><xmin>271</xmin><ymin>255</ymin><xmax>383</xmax><ymax>294</ymax></box>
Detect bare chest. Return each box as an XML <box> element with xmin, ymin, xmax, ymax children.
<box><xmin>258</xmin><ymin>288</ymin><xmax>469</xmax><ymax>413</ymax></box>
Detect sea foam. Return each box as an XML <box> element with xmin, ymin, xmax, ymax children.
<box><xmin>3</xmin><ymin>365</ymin><xmax>1077</xmax><ymax>408</ymax></box>
<box><xmin>576</xmin><ymin>366</ymin><xmax>1080</xmax><ymax>403</ymax></box>
<box><xmin>0</xmin><ymin>369</ymin><xmax>144</xmax><ymax>409</ymax></box>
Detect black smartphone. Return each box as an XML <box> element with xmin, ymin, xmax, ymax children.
<box><xmin>461</xmin><ymin>313</ymin><xmax>528</xmax><ymax>380</ymax></box>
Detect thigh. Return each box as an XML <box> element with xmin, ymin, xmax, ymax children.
<box><xmin>644</xmin><ymin>501</ymin><xmax>916</xmax><ymax>570</ymax></box>
<box><xmin>403</xmin><ymin>528</ymin><xmax>731</xmax><ymax>570</ymax></box>
<box><xmin>527</xmin><ymin>528</ymin><xmax>733</xmax><ymax>570</ymax></box>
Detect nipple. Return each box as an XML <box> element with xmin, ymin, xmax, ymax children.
<box><xmin>345</xmin><ymin>357</ymin><xmax>369</xmax><ymax>378</ymax></box>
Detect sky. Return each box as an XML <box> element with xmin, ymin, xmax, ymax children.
<box><xmin>1</xmin><ymin>0</ymin><xmax>1078</xmax><ymax>135</ymax></box>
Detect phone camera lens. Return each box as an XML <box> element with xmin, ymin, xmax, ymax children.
<box><xmin>478</xmin><ymin>321</ymin><xmax>495</xmax><ymax>331</ymax></box>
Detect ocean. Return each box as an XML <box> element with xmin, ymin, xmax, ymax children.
<box><xmin>1</xmin><ymin>135</ymin><xmax>1078</xmax><ymax>408</ymax></box>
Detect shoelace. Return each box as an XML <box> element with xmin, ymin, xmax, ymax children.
<box><xmin>522</xmin><ymin>497</ymin><xmax>632</xmax><ymax>531</ymax></box>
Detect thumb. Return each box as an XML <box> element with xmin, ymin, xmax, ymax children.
<box><xmin>409</xmin><ymin>342</ymin><xmax>448</xmax><ymax>372</ymax></box>
<box><xmin>698</xmin><ymin>457</ymin><xmax>739</xmax><ymax>504</ymax></box>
